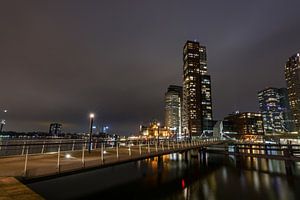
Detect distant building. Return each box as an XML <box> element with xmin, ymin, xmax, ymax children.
<box><xmin>165</xmin><ymin>85</ymin><xmax>182</xmax><ymax>139</ymax></box>
<box><xmin>285</xmin><ymin>53</ymin><xmax>300</xmax><ymax>133</ymax></box>
<box><xmin>49</xmin><ymin>123</ymin><xmax>62</xmax><ymax>136</ymax></box>
<box><xmin>182</xmin><ymin>40</ymin><xmax>213</xmax><ymax>137</ymax></box>
<box><xmin>278</xmin><ymin>88</ymin><xmax>294</xmax><ymax>132</ymax></box>
<box><xmin>139</xmin><ymin>121</ymin><xmax>171</xmax><ymax>138</ymax></box>
<box><xmin>258</xmin><ymin>87</ymin><xmax>293</xmax><ymax>134</ymax></box>
<box><xmin>224</xmin><ymin>112</ymin><xmax>264</xmax><ymax>136</ymax></box>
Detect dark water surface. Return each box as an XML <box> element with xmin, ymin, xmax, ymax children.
<box><xmin>28</xmin><ymin>152</ymin><xmax>300</xmax><ymax>200</ymax></box>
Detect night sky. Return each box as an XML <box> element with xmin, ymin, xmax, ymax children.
<box><xmin>1</xmin><ymin>0</ymin><xmax>300</xmax><ymax>135</ymax></box>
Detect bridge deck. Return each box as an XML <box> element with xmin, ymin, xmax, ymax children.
<box><xmin>0</xmin><ymin>140</ymin><xmax>220</xmax><ymax>179</ymax></box>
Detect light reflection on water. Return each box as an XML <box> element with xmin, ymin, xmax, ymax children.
<box><xmin>29</xmin><ymin>151</ymin><xmax>300</xmax><ymax>200</ymax></box>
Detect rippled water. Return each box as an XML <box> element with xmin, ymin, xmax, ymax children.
<box><xmin>28</xmin><ymin>152</ymin><xmax>300</xmax><ymax>200</ymax></box>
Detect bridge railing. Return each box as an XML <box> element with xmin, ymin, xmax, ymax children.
<box><xmin>207</xmin><ymin>142</ymin><xmax>300</xmax><ymax>159</ymax></box>
<box><xmin>0</xmin><ymin>137</ymin><xmax>221</xmax><ymax>178</ymax></box>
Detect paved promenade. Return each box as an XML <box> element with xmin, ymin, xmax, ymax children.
<box><xmin>0</xmin><ymin>177</ymin><xmax>43</xmax><ymax>200</ymax></box>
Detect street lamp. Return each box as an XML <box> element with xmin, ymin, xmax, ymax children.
<box><xmin>0</xmin><ymin>110</ymin><xmax>8</xmax><ymax>133</ymax></box>
<box><xmin>88</xmin><ymin>113</ymin><xmax>95</xmax><ymax>153</ymax></box>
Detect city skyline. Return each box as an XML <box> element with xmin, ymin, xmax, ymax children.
<box><xmin>1</xmin><ymin>1</ymin><xmax>300</xmax><ymax>135</ymax></box>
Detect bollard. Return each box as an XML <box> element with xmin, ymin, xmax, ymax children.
<box><xmin>162</xmin><ymin>142</ymin><xmax>164</xmax><ymax>151</ymax></box>
<box><xmin>23</xmin><ymin>146</ymin><xmax>29</xmax><ymax>177</ymax></box>
<box><xmin>148</xmin><ymin>141</ymin><xmax>150</xmax><ymax>154</ymax></box>
<box><xmin>168</xmin><ymin>141</ymin><xmax>170</xmax><ymax>150</ymax></box>
<box><xmin>129</xmin><ymin>145</ymin><xmax>132</xmax><ymax>156</ymax></box>
<box><xmin>173</xmin><ymin>142</ymin><xmax>175</xmax><ymax>149</ymax></box>
<box><xmin>155</xmin><ymin>142</ymin><xmax>158</xmax><ymax>152</ymax></box>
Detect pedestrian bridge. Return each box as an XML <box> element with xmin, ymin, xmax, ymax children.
<box><xmin>0</xmin><ymin>138</ymin><xmax>221</xmax><ymax>179</ymax></box>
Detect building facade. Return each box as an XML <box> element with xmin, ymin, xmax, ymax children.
<box><xmin>182</xmin><ymin>40</ymin><xmax>213</xmax><ymax>137</ymax></box>
<box><xmin>164</xmin><ymin>85</ymin><xmax>182</xmax><ymax>139</ymax></box>
<box><xmin>278</xmin><ymin>88</ymin><xmax>294</xmax><ymax>132</ymax></box>
<box><xmin>224</xmin><ymin>112</ymin><xmax>264</xmax><ymax>136</ymax></box>
<box><xmin>140</xmin><ymin>121</ymin><xmax>171</xmax><ymax>138</ymax></box>
<box><xmin>258</xmin><ymin>87</ymin><xmax>286</xmax><ymax>134</ymax></box>
<box><xmin>49</xmin><ymin>123</ymin><xmax>62</xmax><ymax>136</ymax></box>
<box><xmin>285</xmin><ymin>53</ymin><xmax>300</xmax><ymax>133</ymax></box>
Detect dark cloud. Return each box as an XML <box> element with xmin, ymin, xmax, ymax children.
<box><xmin>1</xmin><ymin>0</ymin><xmax>300</xmax><ymax>135</ymax></box>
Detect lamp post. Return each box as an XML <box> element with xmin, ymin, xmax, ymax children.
<box><xmin>0</xmin><ymin>110</ymin><xmax>7</xmax><ymax>133</ymax></box>
<box><xmin>88</xmin><ymin>113</ymin><xmax>94</xmax><ymax>154</ymax></box>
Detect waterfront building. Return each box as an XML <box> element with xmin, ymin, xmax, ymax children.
<box><xmin>285</xmin><ymin>53</ymin><xmax>300</xmax><ymax>133</ymax></box>
<box><xmin>258</xmin><ymin>87</ymin><xmax>286</xmax><ymax>134</ymax></box>
<box><xmin>182</xmin><ymin>40</ymin><xmax>213</xmax><ymax>137</ymax></box>
<box><xmin>224</xmin><ymin>112</ymin><xmax>264</xmax><ymax>136</ymax></box>
<box><xmin>49</xmin><ymin>123</ymin><xmax>62</xmax><ymax>136</ymax></box>
<box><xmin>164</xmin><ymin>85</ymin><xmax>183</xmax><ymax>139</ymax></box>
<box><xmin>139</xmin><ymin>121</ymin><xmax>171</xmax><ymax>138</ymax></box>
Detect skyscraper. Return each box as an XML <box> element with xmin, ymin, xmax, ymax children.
<box><xmin>258</xmin><ymin>87</ymin><xmax>285</xmax><ymax>134</ymax></box>
<box><xmin>182</xmin><ymin>40</ymin><xmax>213</xmax><ymax>137</ymax></box>
<box><xmin>285</xmin><ymin>53</ymin><xmax>300</xmax><ymax>133</ymax></box>
<box><xmin>278</xmin><ymin>88</ymin><xmax>294</xmax><ymax>132</ymax></box>
<box><xmin>164</xmin><ymin>85</ymin><xmax>182</xmax><ymax>139</ymax></box>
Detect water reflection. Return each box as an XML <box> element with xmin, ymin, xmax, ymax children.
<box><xmin>29</xmin><ymin>151</ymin><xmax>300</xmax><ymax>200</ymax></box>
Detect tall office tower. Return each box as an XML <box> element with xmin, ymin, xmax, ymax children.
<box><xmin>258</xmin><ymin>87</ymin><xmax>285</xmax><ymax>134</ymax></box>
<box><xmin>182</xmin><ymin>40</ymin><xmax>213</xmax><ymax>137</ymax></box>
<box><xmin>285</xmin><ymin>53</ymin><xmax>300</xmax><ymax>133</ymax></box>
<box><xmin>165</xmin><ymin>85</ymin><xmax>183</xmax><ymax>138</ymax></box>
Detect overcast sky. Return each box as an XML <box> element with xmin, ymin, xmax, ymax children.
<box><xmin>0</xmin><ymin>0</ymin><xmax>300</xmax><ymax>135</ymax></box>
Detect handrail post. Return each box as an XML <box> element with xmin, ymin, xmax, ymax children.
<box><xmin>139</xmin><ymin>142</ymin><xmax>142</xmax><ymax>155</ymax></box>
<box><xmin>82</xmin><ymin>142</ymin><xmax>85</xmax><ymax>168</ymax></box>
<box><xmin>57</xmin><ymin>143</ymin><xmax>61</xmax><ymax>173</ymax></box>
<box><xmin>21</xmin><ymin>141</ymin><xmax>26</xmax><ymax>156</ymax></box>
<box><xmin>101</xmin><ymin>143</ymin><xmax>104</xmax><ymax>163</ymax></box>
<box><xmin>129</xmin><ymin>145</ymin><xmax>132</xmax><ymax>156</ymax></box>
<box><xmin>72</xmin><ymin>140</ymin><xmax>75</xmax><ymax>151</ymax></box>
<box><xmin>116</xmin><ymin>142</ymin><xmax>119</xmax><ymax>159</ymax></box>
<box><xmin>41</xmin><ymin>141</ymin><xmax>45</xmax><ymax>154</ymax></box>
<box><xmin>23</xmin><ymin>146</ymin><xmax>29</xmax><ymax>177</ymax></box>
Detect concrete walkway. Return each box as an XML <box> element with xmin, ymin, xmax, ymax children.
<box><xmin>0</xmin><ymin>177</ymin><xmax>43</xmax><ymax>200</ymax></box>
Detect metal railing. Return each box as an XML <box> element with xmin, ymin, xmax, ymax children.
<box><xmin>0</xmin><ymin>137</ymin><xmax>221</xmax><ymax>178</ymax></box>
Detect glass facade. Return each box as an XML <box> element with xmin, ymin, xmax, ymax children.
<box><xmin>164</xmin><ymin>85</ymin><xmax>182</xmax><ymax>138</ymax></box>
<box><xmin>182</xmin><ymin>41</ymin><xmax>213</xmax><ymax>137</ymax></box>
<box><xmin>285</xmin><ymin>53</ymin><xmax>300</xmax><ymax>133</ymax></box>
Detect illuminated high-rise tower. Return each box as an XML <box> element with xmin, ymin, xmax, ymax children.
<box><xmin>182</xmin><ymin>40</ymin><xmax>213</xmax><ymax>137</ymax></box>
<box><xmin>164</xmin><ymin>85</ymin><xmax>182</xmax><ymax>138</ymax></box>
<box><xmin>285</xmin><ymin>53</ymin><xmax>300</xmax><ymax>133</ymax></box>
